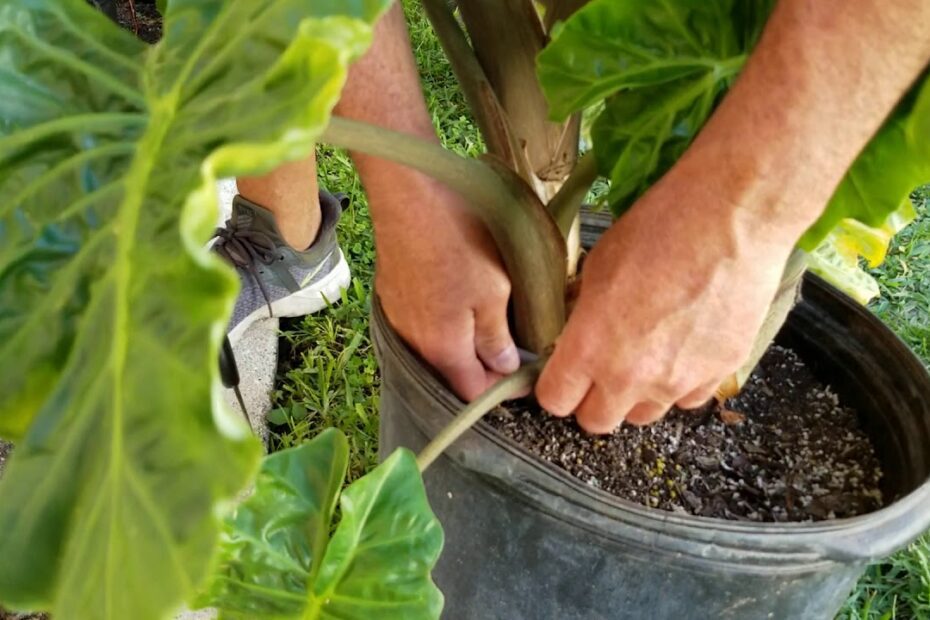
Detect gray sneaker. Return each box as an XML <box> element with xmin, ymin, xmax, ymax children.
<box><xmin>212</xmin><ymin>191</ymin><xmax>351</xmax><ymax>345</ymax></box>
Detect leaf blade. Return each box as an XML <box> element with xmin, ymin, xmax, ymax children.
<box><xmin>200</xmin><ymin>429</ymin><xmax>350</xmax><ymax>619</ymax></box>
<box><xmin>0</xmin><ymin>0</ymin><xmax>389</xmax><ymax>617</ymax></box>
<box><xmin>308</xmin><ymin>449</ymin><xmax>444</xmax><ymax>620</ymax></box>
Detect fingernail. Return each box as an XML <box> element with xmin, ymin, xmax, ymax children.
<box><xmin>491</xmin><ymin>347</ymin><xmax>521</xmax><ymax>373</ymax></box>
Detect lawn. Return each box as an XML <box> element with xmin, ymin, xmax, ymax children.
<box><xmin>270</xmin><ymin>3</ymin><xmax>930</xmax><ymax>618</ymax></box>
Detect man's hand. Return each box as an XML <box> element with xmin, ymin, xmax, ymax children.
<box><xmin>536</xmin><ymin>159</ymin><xmax>794</xmax><ymax>433</ymax></box>
<box><xmin>374</xmin><ymin>180</ymin><xmax>519</xmax><ymax>401</ymax></box>
<box><xmin>538</xmin><ymin>0</ymin><xmax>930</xmax><ymax>433</ymax></box>
<box><xmin>334</xmin><ymin>3</ymin><xmax>521</xmax><ymax>400</ymax></box>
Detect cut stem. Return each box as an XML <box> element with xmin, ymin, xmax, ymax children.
<box><xmin>417</xmin><ymin>362</ymin><xmax>544</xmax><ymax>472</ymax></box>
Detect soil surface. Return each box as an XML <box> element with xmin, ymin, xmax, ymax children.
<box><xmin>488</xmin><ymin>345</ymin><xmax>884</xmax><ymax>522</ymax></box>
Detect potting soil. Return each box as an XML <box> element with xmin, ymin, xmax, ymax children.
<box><xmin>488</xmin><ymin>345</ymin><xmax>884</xmax><ymax>522</ymax></box>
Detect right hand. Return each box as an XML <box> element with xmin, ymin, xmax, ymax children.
<box><xmin>372</xmin><ymin>179</ymin><xmax>520</xmax><ymax>401</ymax></box>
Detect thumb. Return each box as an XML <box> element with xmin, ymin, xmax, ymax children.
<box><xmin>473</xmin><ymin>302</ymin><xmax>520</xmax><ymax>375</ymax></box>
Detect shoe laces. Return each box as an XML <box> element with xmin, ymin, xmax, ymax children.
<box><xmin>213</xmin><ymin>220</ymin><xmax>279</xmax><ymax>317</ymax></box>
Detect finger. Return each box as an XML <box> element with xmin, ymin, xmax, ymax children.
<box><xmin>473</xmin><ymin>303</ymin><xmax>520</xmax><ymax>375</ymax></box>
<box><xmin>431</xmin><ymin>352</ymin><xmax>489</xmax><ymax>402</ymax></box>
<box><xmin>625</xmin><ymin>401</ymin><xmax>672</xmax><ymax>426</ymax></box>
<box><xmin>421</xmin><ymin>316</ymin><xmax>490</xmax><ymax>402</ymax></box>
<box><xmin>676</xmin><ymin>380</ymin><xmax>719</xmax><ymax>410</ymax></box>
<box><xmin>536</xmin><ymin>346</ymin><xmax>592</xmax><ymax>418</ymax></box>
<box><xmin>575</xmin><ymin>384</ymin><xmax>635</xmax><ymax>434</ymax></box>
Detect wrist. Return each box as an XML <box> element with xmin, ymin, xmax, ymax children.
<box><xmin>669</xmin><ymin>108</ymin><xmax>837</xmax><ymax>256</ymax></box>
<box><xmin>366</xmin><ymin>172</ymin><xmax>472</xmax><ymax>250</ymax></box>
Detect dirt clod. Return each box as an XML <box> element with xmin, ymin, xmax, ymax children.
<box><xmin>719</xmin><ymin>407</ymin><xmax>746</xmax><ymax>426</ymax></box>
<box><xmin>487</xmin><ymin>345</ymin><xmax>884</xmax><ymax>522</ymax></box>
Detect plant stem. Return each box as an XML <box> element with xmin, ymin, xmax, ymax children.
<box><xmin>323</xmin><ymin>117</ymin><xmax>511</xmax><ymax>208</ymax></box>
<box><xmin>548</xmin><ymin>150</ymin><xmax>598</xmax><ymax>236</ymax></box>
<box><xmin>419</xmin><ymin>0</ymin><xmax>524</xmax><ymax>174</ymax></box>
<box><xmin>455</xmin><ymin>0</ymin><xmax>581</xmax><ymax>192</ymax></box>
<box><xmin>322</xmin><ymin>117</ymin><xmax>567</xmax><ymax>353</ymax></box>
<box><xmin>417</xmin><ymin>362</ymin><xmax>544</xmax><ymax>472</ymax></box>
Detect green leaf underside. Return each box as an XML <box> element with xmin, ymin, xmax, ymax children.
<box><xmin>201</xmin><ymin>431</ymin><xmax>444</xmax><ymax>620</ymax></box>
<box><xmin>538</xmin><ymin>0</ymin><xmax>766</xmax><ymax>213</ymax></box>
<box><xmin>0</xmin><ymin>1</ymin><xmax>388</xmax><ymax>618</ymax></box>
<box><xmin>539</xmin><ymin>0</ymin><xmax>928</xmax><ymax>269</ymax></box>
<box><xmin>590</xmin><ymin>71</ymin><xmax>735</xmax><ymax>211</ymax></box>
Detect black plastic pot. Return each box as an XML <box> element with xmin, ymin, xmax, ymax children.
<box><xmin>374</xmin><ymin>216</ymin><xmax>930</xmax><ymax>619</ymax></box>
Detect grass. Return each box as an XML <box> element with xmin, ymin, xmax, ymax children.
<box><xmin>271</xmin><ymin>4</ymin><xmax>930</xmax><ymax>617</ymax></box>
<box><xmin>839</xmin><ymin>188</ymin><xmax>930</xmax><ymax>620</ymax></box>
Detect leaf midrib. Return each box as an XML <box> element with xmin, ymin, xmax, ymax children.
<box><xmin>100</xmin><ymin>102</ymin><xmax>176</xmax><ymax>617</ymax></box>
<box><xmin>302</xmin><ymin>456</ymin><xmax>400</xmax><ymax>620</ymax></box>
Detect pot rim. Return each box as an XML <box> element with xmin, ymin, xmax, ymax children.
<box><xmin>373</xmin><ymin>275</ymin><xmax>930</xmax><ymax>562</ymax></box>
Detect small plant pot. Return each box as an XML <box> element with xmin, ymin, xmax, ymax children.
<box><xmin>374</xmin><ymin>216</ymin><xmax>930</xmax><ymax>619</ymax></box>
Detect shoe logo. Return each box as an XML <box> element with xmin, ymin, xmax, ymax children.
<box><xmin>299</xmin><ymin>251</ymin><xmax>335</xmax><ymax>287</ymax></box>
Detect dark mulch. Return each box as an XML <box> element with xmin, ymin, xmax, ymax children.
<box><xmin>88</xmin><ymin>0</ymin><xmax>162</xmax><ymax>43</ymax></box>
<box><xmin>487</xmin><ymin>345</ymin><xmax>884</xmax><ymax>522</ymax></box>
<box><xmin>0</xmin><ymin>612</ymin><xmax>47</xmax><ymax>620</ymax></box>
<box><xmin>115</xmin><ymin>0</ymin><xmax>162</xmax><ymax>43</ymax></box>
<box><xmin>0</xmin><ymin>441</ymin><xmax>9</xmax><ymax>478</ymax></box>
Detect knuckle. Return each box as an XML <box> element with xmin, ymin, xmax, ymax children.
<box><xmin>488</xmin><ymin>275</ymin><xmax>511</xmax><ymax>299</ymax></box>
<box><xmin>577</xmin><ymin>412</ymin><xmax>617</xmax><ymax>435</ymax></box>
<box><xmin>474</xmin><ymin>327</ymin><xmax>510</xmax><ymax>351</ymax></box>
<box><xmin>664</xmin><ymin>374</ymin><xmax>694</xmax><ymax>399</ymax></box>
<box><xmin>536</xmin><ymin>388</ymin><xmax>571</xmax><ymax>417</ymax></box>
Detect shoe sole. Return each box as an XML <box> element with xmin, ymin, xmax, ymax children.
<box><xmin>228</xmin><ymin>250</ymin><xmax>352</xmax><ymax>347</ymax></box>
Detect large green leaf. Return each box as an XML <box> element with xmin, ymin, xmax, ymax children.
<box><xmin>538</xmin><ymin>0</ymin><xmax>747</xmax><ymax>120</ymax></box>
<box><xmin>0</xmin><ymin>0</ymin><xmax>388</xmax><ymax>618</ymax></box>
<box><xmin>537</xmin><ymin>0</ymin><xmax>772</xmax><ymax>211</ymax></box>
<box><xmin>589</xmin><ymin>72</ymin><xmax>732</xmax><ymax>211</ymax></box>
<box><xmin>199</xmin><ymin>429</ymin><xmax>350</xmax><ymax>618</ymax></box>
<box><xmin>199</xmin><ymin>432</ymin><xmax>444</xmax><ymax>620</ymax></box>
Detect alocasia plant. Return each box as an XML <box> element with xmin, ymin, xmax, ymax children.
<box><xmin>537</xmin><ymin>0</ymin><xmax>930</xmax><ymax>302</ymax></box>
<box><xmin>2</xmin><ymin>0</ymin><xmax>928</xmax><ymax>618</ymax></box>
<box><xmin>0</xmin><ymin>0</ymin><xmax>394</xmax><ymax>618</ymax></box>
<box><xmin>196</xmin><ymin>429</ymin><xmax>443</xmax><ymax>619</ymax></box>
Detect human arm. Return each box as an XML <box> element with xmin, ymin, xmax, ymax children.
<box><xmin>333</xmin><ymin>4</ymin><xmax>520</xmax><ymax>400</ymax></box>
<box><xmin>536</xmin><ymin>0</ymin><xmax>930</xmax><ymax>432</ymax></box>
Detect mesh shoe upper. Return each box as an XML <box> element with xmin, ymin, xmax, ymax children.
<box><xmin>212</xmin><ymin>191</ymin><xmax>345</xmax><ymax>333</ymax></box>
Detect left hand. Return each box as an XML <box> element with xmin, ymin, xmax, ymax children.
<box><xmin>535</xmin><ymin>161</ymin><xmax>800</xmax><ymax>434</ymax></box>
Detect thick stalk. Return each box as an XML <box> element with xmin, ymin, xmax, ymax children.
<box><xmin>457</xmin><ymin>0</ymin><xmax>581</xmax><ymax>195</ymax></box>
<box><xmin>417</xmin><ymin>362</ymin><xmax>543</xmax><ymax>472</ymax></box>
<box><xmin>419</xmin><ymin>0</ymin><xmax>528</xmax><ymax>177</ymax></box>
<box><xmin>322</xmin><ymin>117</ymin><xmax>566</xmax><ymax>353</ymax></box>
